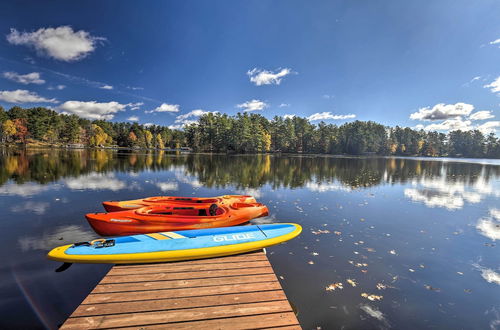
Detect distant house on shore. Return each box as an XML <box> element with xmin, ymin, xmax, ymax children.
<box><xmin>66</xmin><ymin>143</ymin><xmax>85</xmax><ymax>149</ymax></box>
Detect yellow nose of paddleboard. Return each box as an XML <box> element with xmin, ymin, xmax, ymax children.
<box><xmin>47</xmin><ymin>245</ymin><xmax>71</xmax><ymax>262</ymax></box>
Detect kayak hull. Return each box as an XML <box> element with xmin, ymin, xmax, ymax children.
<box><xmin>102</xmin><ymin>195</ymin><xmax>256</xmax><ymax>212</ymax></box>
<box><xmin>86</xmin><ymin>203</ymin><xmax>269</xmax><ymax>236</ymax></box>
<box><xmin>47</xmin><ymin>223</ymin><xmax>302</xmax><ymax>264</ymax></box>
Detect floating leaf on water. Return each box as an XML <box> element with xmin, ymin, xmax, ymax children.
<box><xmin>389</xmin><ymin>250</ymin><xmax>397</xmax><ymax>255</ymax></box>
<box><xmin>334</xmin><ymin>231</ymin><xmax>342</xmax><ymax>235</ymax></box>
<box><xmin>312</xmin><ymin>252</ymin><xmax>319</xmax><ymax>256</ymax></box>
<box><xmin>308</xmin><ymin>260</ymin><xmax>315</xmax><ymax>265</ymax></box>
<box><xmin>361</xmin><ymin>293</ymin><xmax>383</xmax><ymax>301</ymax></box>
<box><xmin>312</xmin><ymin>229</ymin><xmax>331</xmax><ymax>235</ymax></box>
<box><xmin>279</xmin><ymin>276</ymin><xmax>284</xmax><ymax>280</ymax></box>
<box><xmin>409</xmin><ymin>269</ymin><xmax>415</xmax><ymax>272</ymax></box>
<box><xmin>354</xmin><ymin>251</ymin><xmax>359</xmax><ymax>255</ymax></box>
<box><xmin>354</xmin><ymin>262</ymin><xmax>368</xmax><ymax>267</ymax></box>
<box><xmin>376</xmin><ymin>283</ymin><xmax>387</xmax><ymax>290</ymax></box>
<box><xmin>457</xmin><ymin>272</ymin><xmax>464</xmax><ymax>275</ymax></box>
<box><xmin>424</xmin><ymin>284</ymin><xmax>441</xmax><ymax>292</ymax></box>
<box><xmin>348</xmin><ymin>260</ymin><xmax>354</xmax><ymax>265</ymax></box>
<box><xmin>361</xmin><ymin>270</ymin><xmax>368</xmax><ymax>273</ymax></box>
<box><xmin>464</xmin><ymin>289</ymin><xmax>472</xmax><ymax>293</ymax></box>
<box><xmin>366</xmin><ymin>248</ymin><xmax>376</xmax><ymax>253</ymax></box>
<box><xmin>326</xmin><ymin>282</ymin><xmax>343</xmax><ymax>291</ymax></box>
<box><xmin>419</xmin><ymin>264</ymin><xmax>425</xmax><ymax>268</ymax></box>
<box><xmin>347</xmin><ymin>279</ymin><xmax>357</xmax><ymax>287</ymax></box>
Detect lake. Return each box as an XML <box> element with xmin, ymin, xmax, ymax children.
<box><xmin>0</xmin><ymin>148</ymin><xmax>499</xmax><ymax>329</ymax></box>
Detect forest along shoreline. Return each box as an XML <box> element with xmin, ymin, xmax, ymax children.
<box><xmin>1</xmin><ymin>106</ymin><xmax>499</xmax><ymax>158</ymax></box>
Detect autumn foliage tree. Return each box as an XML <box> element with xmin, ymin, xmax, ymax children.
<box><xmin>13</xmin><ymin>119</ymin><xmax>28</xmax><ymax>143</ymax></box>
<box><xmin>2</xmin><ymin>120</ymin><xmax>17</xmax><ymax>142</ymax></box>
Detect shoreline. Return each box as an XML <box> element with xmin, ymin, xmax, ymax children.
<box><xmin>2</xmin><ymin>143</ymin><xmax>500</xmax><ymax>162</ymax></box>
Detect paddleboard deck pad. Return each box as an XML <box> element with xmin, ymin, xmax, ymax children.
<box><xmin>47</xmin><ymin>223</ymin><xmax>302</xmax><ymax>264</ymax></box>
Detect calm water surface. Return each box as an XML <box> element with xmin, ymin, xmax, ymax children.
<box><xmin>0</xmin><ymin>149</ymin><xmax>499</xmax><ymax>329</ymax></box>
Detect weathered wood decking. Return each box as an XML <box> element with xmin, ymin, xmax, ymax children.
<box><xmin>61</xmin><ymin>250</ymin><xmax>301</xmax><ymax>329</ymax></box>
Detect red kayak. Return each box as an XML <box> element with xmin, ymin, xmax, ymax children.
<box><xmin>86</xmin><ymin>202</ymin><xmax>269</xmax><ymax>236</ymax></box>
<box><xmin>102</xmin><ymin>195</ymin><xmax>256</xmax><ymax>212</ymax></box>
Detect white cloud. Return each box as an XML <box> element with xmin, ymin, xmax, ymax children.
<box><xmin>175</xmin><ymin>109</ymin><xmax>218</xmax><ymax>124</ymax></box>
<box><xmin>100</xmin><ymin>84</ymin><xmax>113</xmax><ymax>90</ymax></box>
<box><xmin>247</xmin><ymin>68</ymin><xmax>293</xmax><ymax>86</ymax></box>
<box><xmin>283</xmin><ymin>114</ymin><xmax>296</xmax><ymax>119</ymax></box>
<box><xmin>6</xmin><ymin>26</ymin><xmax>105</xmax><ymax>62</ymax></box>
<box><xmin>470</xmin><ymin>76</ymin><xmax>481</xmax><ymax>83</ymax></box>
<box><xmin>127</xmin><ymin>86</ymin><xmax>144</xmax><ymax>90</ymax></box>
<box><xmin>143</xmin><ymin>123</ymin><xmax>154</xmax><ymax>127</ymax></box>
<box><xmin>3</xmin><ymin>71</ymin><xmax>45</xmax><ymax>84</ymax></box>
<box><xmin>168</xmin><ymin>124</ymin><xmax>184</xmax><ymax>130</ymax></box>
<box><xmin>410</xmin><ymin>103</ymin><xmax>474</xmax><ymax>121</ymax></box>
<box><xmin>127</xmin><ymin>116</ymin><xmax>139</xmax><ymax>122</ymax></box>
<box><xmin>48</xmin><ymin>84</ymin><xmax>66</xmax><ymax>90</ymax></box>
<box><xmin>417</xmin><ymin>116</ymin><xmax>499</xmax><ymax>134</ymax></box>
<box><xmin>490</xmin><ymin>38</ymin><xmax>500</xmax><ymax>46</ymax></box>
<box><xmin>478</xmin><ymin>121</ymin><xmax>500</xmax><ymax>134</ymax></box>
<box><xmin>146</xmin><ymin>103</ymin><xmax>180</xmax><ymax>113</ymax></box>
<box><xmin>484</xmin><ymin>77</ymin><xmax>500</xmax><ymax>94</ymax></box>
<box><xmin>322</xmin><ymin>94</ymin><xmax>334</xmax><ymax>99</ymax></box>
<box><xmin>65</xmin><ymin>173</ymin><xmax>125</xmax><ymax>191</ymax></box>
<box><xmin>421</xmin><ymin>118</ymin><xmax>473</xmax><ymax>132</ymax></box>
<box><xmin>0</xmin><ymin>89</ymin><xmax>57</xmax><ymax>103</ymax></box>
<box><xmin>236</xmin><ymin>99</ymin><xmax>268</xmax><ymax>112</ymax></box>
<box><xmin>128</xmin><ymin>102</ymin><xmax>143</xmax><ymax>110</ymax></box>
<box><xmin>155</xmin><ymin>182</ymin><xmax>179</xmax><ymax>192</ymax></box>
<box><xmin>57</xmin><ymin>100</ymin><xmax>126</xmax><ymax>120</ymax></box>
<box><xmin>307</xmin><ymin>112</ymin><xmax>356</xmax><ymax>121</ymax></box>
<box><xmin>469</xmin><ymin>111</ymin><xmax>495</xmax><ymax>121</ymax></box>
<box><xmin>24</xmin><ymin>56</ymin><xmax>35</xmax><ymax>64</ymax></box>
<box><xmin>279</xmin><ymin>103</ymin><xmax>290</xmax><ymax>108</ymax></box>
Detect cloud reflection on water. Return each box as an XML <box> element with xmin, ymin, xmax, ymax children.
<box><xmin>404</xmin><ymin>175</ymin><xmax>498</xmax><ymax>210</ymax></box>
<box><xmin>18</xmin><ymin>225</ymin><xmax>96</xmax><ymax>251</ymax></box>
<box><xmin>64</xmin><ymin>172</ymin><xmax>126</xmax><ymax>191</ymax></box>
<box><xmin>0</xmin><ymin>182</ymin><xmax>57</xmax><ymax>197</ymax></box>
<box><xmin>11</xmin><ymin>201</ymin><xmax>50</xmax><ymax>215</ymax></box>
<box><xmin>476</xmin><ymin>209</ymin><xmax>500</xmax><ymax>241</ymax></box>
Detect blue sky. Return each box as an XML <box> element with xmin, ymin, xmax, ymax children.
<box><xmin>0</xmin><ymin>0</ymin><xmax>499</xmax><ymax>133</ymax></box>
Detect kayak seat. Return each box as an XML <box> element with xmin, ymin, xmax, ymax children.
<box><xmin>209</xmin><ymin>204</ymin><xmax>218</xmax><ymax>216</ymax></box>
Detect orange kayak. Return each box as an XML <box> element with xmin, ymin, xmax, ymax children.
<box><xmin>102</xmin><ymin>195</ymin><xmax>256</xmax><ymax>212</ymax></box>
<box><xmin>86</xmin><ymin>202</ymin><xmax>269</xmax><ymax>236</ymax></box>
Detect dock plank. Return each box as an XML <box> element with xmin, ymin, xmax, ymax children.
<box><xmin>92</xmin><ymin>273</ymin><xmax>277</xmax><ymax>293</ymax></box>
<box><xmin>61</xmin><ymin>250</ymin><xmax>301</xmax><ymax>329</ymax></box>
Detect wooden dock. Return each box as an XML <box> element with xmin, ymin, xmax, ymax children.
<box><xmin>61</xmin><ymin>250</ymin><xmax>301</xmax><ymax>329</ymax></box>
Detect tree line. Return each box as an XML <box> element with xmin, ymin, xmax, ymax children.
<box><xmin>0</xmin><ymin>106</ymin><xmax>185</xmax><ymax>149</ymax></box>
<box><xmin>1</xmin><ymin>106</ymin><xmax>499</xmax><ymax>158</ymax></box>
<box><xmin>185</xmin><ymin>112</ymin><xmax>500</xmax><ymax>158</ymax></box>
